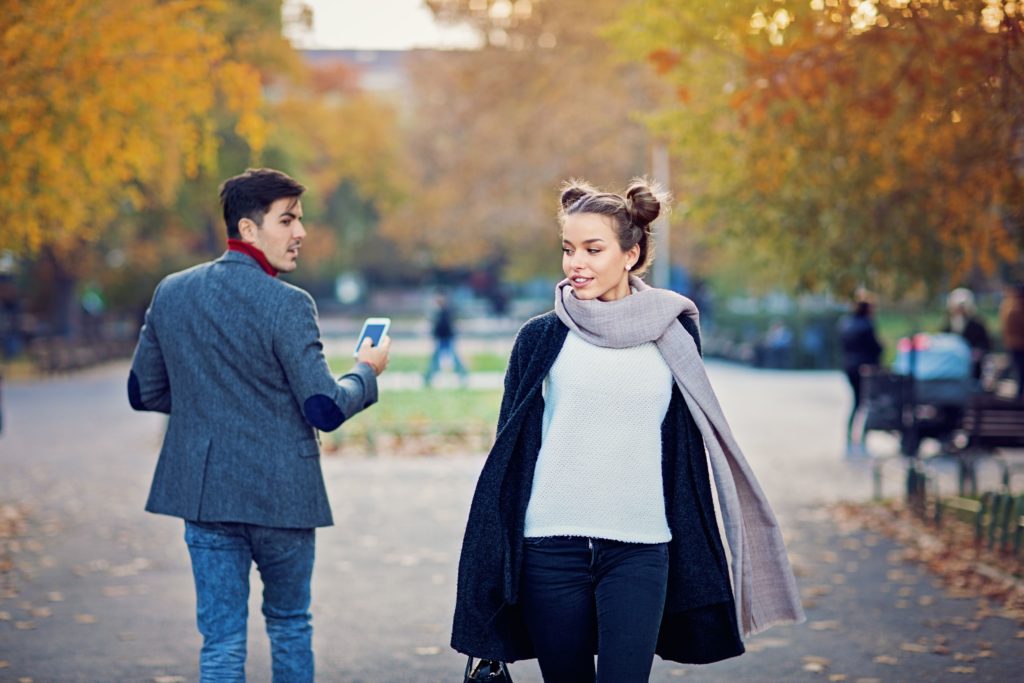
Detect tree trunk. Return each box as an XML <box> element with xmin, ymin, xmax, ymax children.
<box><xmin>42</xmin><ymin>248</ymin><xmax>80</xmax><ymax>339</ymax></box>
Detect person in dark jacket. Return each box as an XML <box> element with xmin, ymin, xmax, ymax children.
<box><xmin>451</xmin><ymin>179</ymin><xmax>802</xmax><ymax>682</ymax></box>
<box><xmin>424</xmin><ymin>294</ymin><xmax>467</xmax><ymax>387</ymax></box>
<box><xmin>942</xmin><ymin>287</ymin><xmax>991</xmax><ymax>382</ymax></box>
<box><xmin>839</xmin><ymin>291</ymin><xmax>884</xmax><ymax>455</ymax></box>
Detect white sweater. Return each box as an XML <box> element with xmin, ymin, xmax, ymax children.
<box><xmin>523</xmin><ymin>331</ymin><xmax>674</xmax><ymax>543</ymax></box>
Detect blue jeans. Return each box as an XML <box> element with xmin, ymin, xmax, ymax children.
<box><xmin>424</xmin><ymin>338</ymin><xmax>467</xmax><ymax>383</ymax></box>
<box><xmin>519</xmin><ymin>536</ymin><xmax>669</xmax><ymax>683</ymax></box>
<box><xmin>184</xmin><ymin>521</ymin><xmax>316</xmax><ymax>683</ymax></box>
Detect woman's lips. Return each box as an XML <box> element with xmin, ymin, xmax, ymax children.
<box><xmin>570</xmin><ymin>276</ymin><xmax>593</xmax><ymax>288</ymax></box>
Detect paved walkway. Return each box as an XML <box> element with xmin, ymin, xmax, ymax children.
<box><xmin>0</xmin><ymin>361</ymin><xmax>1020</xmax><ymax>681</ymax></box>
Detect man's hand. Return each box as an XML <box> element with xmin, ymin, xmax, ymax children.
<box><xmin>357</xmin><ymin>335</ymin><xmax>391</xmax><ymax>376</ymax></box>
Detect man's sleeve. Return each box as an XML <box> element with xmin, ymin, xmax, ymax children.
<box><xmin>274</xmin><ymin>289</ymin><xmax>378</xmax><ymax>432</ymax></box>
<box><xmin>128</xmin><ymin>286</ymin><xmax>172</xmax><ymax>414</ymax></box>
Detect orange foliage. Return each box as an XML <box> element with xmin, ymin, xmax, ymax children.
<box><xmin>616</xmin><ymin>0</ymin><xmax>1024</xmax><ymax>296</ymax></box>
<box><xmin>0</xmin><ymin>0</ymin><xmax>265</xmax><ymax>256</ymax></box>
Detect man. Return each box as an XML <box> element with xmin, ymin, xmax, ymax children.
<box><xmin>1000</xmin><ymin>282</ymin><xmax>1024</xmax><ymax>400</ymax></box>
<box><xmin>424</xmin><ymin>293</ymin><xmax>467</xmax><ymax>387</ymax></box>
<box><xmin>128</xmin><ymin>168</ymin><xmax>390</xmax><ymax>682</ymax></box>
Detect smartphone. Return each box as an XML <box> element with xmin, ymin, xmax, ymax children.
<box><xmin>353</xmin><ymin>317</ymin><xmax>391</xmax><ymax>357</ymax></box>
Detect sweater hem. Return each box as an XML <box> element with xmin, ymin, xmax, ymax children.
<box><xmin>523</xmin><ymin>526</ymin><xmax>672</xmax><ymax>544</ymax></box>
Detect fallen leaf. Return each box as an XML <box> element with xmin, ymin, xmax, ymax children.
<box><xmin>0</xmin><ymin>611</ymin><xmax>10</xmax><ymax>620</ymax></box>
<box><xmin>918</xmin><ymin>595</ymin><xmax>935</xmax><ymax>606</ymax></box>
<box><xmin>14</xmin><ymin>621</ymin><xmax>35</xmax><ymax>630</ymax></box>
<box><xmin>810</xmin><ymin>620</ymin><xmax>841</xmax><ymax>631</ymax></box>
<box><xmin>414</xmin><ymin>646</ymin><xmax>440</xmax><ymax>656</ymax></box>
<box><xmin>873</xmin><ymin>655</ymin><xmax>899</xmax><ymax>665</ymax></box>
<box><xmin>668</xmin><ymin>671</ymin><xmax>687</xmax><ymax>677</ymax></box>
<box><xmin>30</xmin><ymin>607</ymin><xmax>51</xmax><ymax>618</ymax></box>
<box><xmin>17</xmin><ymin>678</ymin><xmax>32</xmax><ymax>683</ymax></box>
<box><xmin>46</xmin><ymin>592</ymin><xmax>63</xmax><ymax>602</ymax></box>
<box><xmin>803</xmin><ymin>656</ymin><xmax>832</xmax><ymax>666</ymax></box>
<box><xmin>932</xmin><ymin>644</ymin><xmax>951</xmax><ymax>655</ymax></box>
<box><xmin>948</xmin><ymin>666</ymin><xmax>976</xmax><ymax>674</ymax></box>
<box><xmin>828</xmin><ymin>676</ymin><xmax>848</xmax><ymax>682</ymax></box>
<box><xmin>74</xmin><ymin>614</ymin><xmax>97</xmax><ymax>624</ymax></box>
<box><xmin>900</xmin><ymin>642</ymin><xmax>929</xmax><ymax>653</ymax></box>
<box><xmin>152</xmin><ymin>677</ymin><xmax>186</xmax><ymax>683</ymax></box>
<box><xmin>804</xmin><ymin>662</ymin><xmax>827</xmax><ymax>673</ymax></box>
<box><xmin>0</xmin><ymin>661</ymin><xmax>9</xmax><ymax>668</ymax></box>
<box><xmin>744</xmin><ymin>637</ymin><xmax>790</xmax><ymax>652</ymax></box>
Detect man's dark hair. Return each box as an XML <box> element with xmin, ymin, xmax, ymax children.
<box><xmin>219</xmin><ymin>168</ymin><xmax>306</xmax><ymax>239</ymax></box>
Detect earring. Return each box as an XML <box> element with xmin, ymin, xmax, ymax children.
<box><xmin>625</xmin><ymin>264</ymin><xmax>633</xmax><ymax>271</ymax></box>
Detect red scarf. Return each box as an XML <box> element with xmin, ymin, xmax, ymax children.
<box><xmin>227</xmin><ymin>239</ymin><xmax>278</xmax><ymax>277</ymax></box>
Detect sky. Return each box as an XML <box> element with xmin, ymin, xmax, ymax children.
<box><xmin>284</xmin><ymin>0</ymin><xmax>481</xmax><ymax>50</ymax></box>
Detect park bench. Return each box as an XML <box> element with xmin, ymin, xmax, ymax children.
<box><xmin>27</xmin><ymin>336</ymin><xmax>137</xmax><ymax>375</ymax></box>
<box><xmin>861</xmin><ymin>368</ymin><xmax>1024</xmax><ymax>498</ymax></box>
<box><xmin>945</xmin><ymin>394</ymin><xmax>1024</xmax><ymax>495</ymax></box>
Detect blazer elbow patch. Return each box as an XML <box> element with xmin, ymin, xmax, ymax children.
<box><xmin>128</xmin><ymin>371</ymin><xmax>145</xmax><ymax>410</ymax></box>
<box><xmin>303</xmin><ymin>394</ymin><xmax>345</xmax><ymax>431</ymax></box>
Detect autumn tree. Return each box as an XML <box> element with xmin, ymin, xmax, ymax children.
<box><xmin>616</xmin><ymin>0</ymin><xmax>1024</xmax><ymax>299</ymax></box>
<box><xmin>266</xmin><ymin>56</ymin><xmax>410</xmax><ymax>289</ymax></box>
<box><xmin>0</xmin><ymin>0</ymin><xmax>268</xmax><ymax>333</ymax></box>
<box><xmin>380</xmin><ymin>0</ymin><xmax>662</xmax><ymax>282</ymax></box>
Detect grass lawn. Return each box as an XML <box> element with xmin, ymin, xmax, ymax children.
<box><xmin>321</xmin><ymin>387</ymin><xmax>503</xmax><ymax>456</ymax></box>
<box><xmin>327</xmin><ymin>351</ymin><xmax>509</xmax><ymax>374</ymax></box>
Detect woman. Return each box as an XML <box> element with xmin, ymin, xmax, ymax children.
<box><xmin>838</xmin><ymin>291</ymin><xmax>883</xmax><ymax>455</ymax></box>
<box><xmin>451</xmin><ymin>179</ymin><xmax>803</xmax><ymax>682</ymax></box>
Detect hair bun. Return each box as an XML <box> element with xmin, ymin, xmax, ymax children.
<box><xmin>560</xmin><ymin>179</ymin><xmax>597</xmax><ymax>210</ymax></box>
<box><xmin>625</xmin><ymin>180</ymin><xmax>662</xmax><ymax>227</ymax></box>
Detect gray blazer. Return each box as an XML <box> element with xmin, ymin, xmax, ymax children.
<box><xmin>128</xmin><ymin>250</ymin><xmax>377</xmax><ymax>528</ymax></box>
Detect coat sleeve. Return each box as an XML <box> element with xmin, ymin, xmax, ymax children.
<box><xmin>128</xmin><ymin>283</ymin><xmax>171</xmax><ymax>414</ymax></box>
<box><xmin>274</xmin><ymin>288</ymin><xmax>378</xmax><ymax>432</ymax></box>
<box><xmin>680</xmin><ymin>313</ymin><xmax>703</xmax><ymax>357</ymax></box>
<box><xmin>495</xmin><ymin>326</ymin><xmax>527</xmax><ymax>435</ymax></box>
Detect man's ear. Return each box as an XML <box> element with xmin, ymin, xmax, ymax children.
<box><xmin>238</xmin><ymin>217</ymin><xmax>258</xmax><ymax>243</ymax></box>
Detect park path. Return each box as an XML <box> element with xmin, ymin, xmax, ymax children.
<box><xmin>0</xmin><ymin>358</ymin><xmax>1020</xmax><ymax>682</ymax></box>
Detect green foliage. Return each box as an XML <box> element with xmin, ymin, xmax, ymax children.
<box><xmin>613</xmin><ymin>0</ymin><xmax>1024</xmax><ymax>300</ymax></box>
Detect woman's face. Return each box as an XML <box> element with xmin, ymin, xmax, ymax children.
<box><xmin>562</xmin><ymin>212</ymin><xmax>639</xmax><ymax>302</ymax></box>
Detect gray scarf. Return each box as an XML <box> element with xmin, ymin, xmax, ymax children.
<box><xmin>555</xmin><ymin>276</ymin><xmax>804</xmax><ymax>637</ymax></box>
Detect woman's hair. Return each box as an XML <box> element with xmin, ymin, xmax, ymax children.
<box><xmin>558</xmin><ymin>177</ymin><xmax>668</xmax><ymax>276</ymax></box>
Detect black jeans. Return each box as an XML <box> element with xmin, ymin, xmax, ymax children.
<box><xmin>519</xmin><ymin>536</ymin><xmax>669</xmax><ymax>683</ymax></box>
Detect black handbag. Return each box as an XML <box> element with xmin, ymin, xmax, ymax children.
<box><xmin>464</xmin><ymin>656</ymin><xmax>513</xmax><ymax>682</ymax></box>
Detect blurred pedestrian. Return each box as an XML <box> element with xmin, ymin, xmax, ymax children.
<box><xmin>839</xmin><ymin>290</ymin><xmax>883</xmax><ymax>455</ymax></box>
<box><xmin>942</xmin><ymin>287</ymin><xmax>991</xmax><ymax>381</ymax></box>
<box><xmin>128</xmin><ymin>168</ymin><xmax>390</xmax><ymax>682</ymax></box>
<box><xmin>452</xmin><ymin>178</ymin><xmax>803</xmax><ymax>682</ymax></box>
<box><xmin>999</xmin><ymin>282</ymin><xmax>1024</xmax><ymax>400</ymax></box>
<box><xmin>424</xmin><ymin>293</ymin><xmax>467</xmax><ymax>387</ymax></box>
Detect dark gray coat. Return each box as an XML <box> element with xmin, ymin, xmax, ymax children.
<box><xmin>128</xmin><ymin>250</ymin><xmax>377</xmax><ymax>528</ymax></box>
<box><xmin>451</xmin><ymin>311</ymin><xmax>744</xmax><ymax>665</ymax></box>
